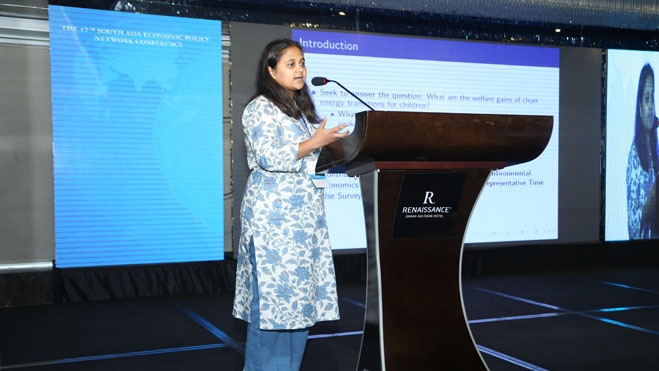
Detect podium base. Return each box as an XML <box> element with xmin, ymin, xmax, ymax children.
<box><xmin>355</xmin><ymin>169</ymin><xmax>490</xmax><ymax>371</ymax></box>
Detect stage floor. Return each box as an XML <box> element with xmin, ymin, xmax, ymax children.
<box><xmin>2</xmin><ymin>266</ymin><xmax>659</xmax><ymax>371</ymax></box>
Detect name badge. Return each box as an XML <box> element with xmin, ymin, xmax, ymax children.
<box><xmin>307</xmin><ymin>162</ymin><xmax>329</xmax><ymax>188</ymax></box>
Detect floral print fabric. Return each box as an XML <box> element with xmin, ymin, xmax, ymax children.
<box><xmin>233</xmin><ymin>96</ymin><xmax>340</xmax><ymax>330</ymax></box>
<box><xmin>627</xmin><ymin>142</ymin><xmax>656</xmax><ymax>239</ymax></box>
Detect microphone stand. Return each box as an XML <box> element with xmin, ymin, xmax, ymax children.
<box><xmin>326</xmin><ymin>79</ymin><xmax>375</xmax><ymax>111</ymax></box>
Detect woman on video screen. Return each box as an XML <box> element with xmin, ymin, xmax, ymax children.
<box><xmin>627</xmin><ymin>63</ymin><xmax>659</xmax><ymax>239</ymax></box>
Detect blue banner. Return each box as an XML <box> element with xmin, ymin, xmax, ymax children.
<box><xmin>50</xmin><ymin>5</ymin><xmax>224</xmax><ymax>267</ymax></box>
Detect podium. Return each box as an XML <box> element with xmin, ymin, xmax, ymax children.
<box><xmin>316</xmin><ymin>111</ymin><xmax>553</xmax><ymax>371</ymax></box>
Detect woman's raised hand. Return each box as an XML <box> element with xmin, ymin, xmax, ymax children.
<box><xmin>298</xmin><ymin>117</ymin><xmax>349</xmax><ymax>159</ymax></box>
<box><xmin>313</xmin><ymin>117</ymin><xmax>350</xmax><ymax>147</ymax></box>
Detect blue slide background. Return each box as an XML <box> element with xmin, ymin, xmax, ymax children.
<box><xmin>49</xmin><ymin>6</ymin><xmax>224</xmax><ymax>267</ymax></box>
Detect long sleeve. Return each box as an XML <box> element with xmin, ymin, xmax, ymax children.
<box><xmin>242</xmin><ymin>96</ymin><xmax>306</xmax><ymax>173</ymax></box>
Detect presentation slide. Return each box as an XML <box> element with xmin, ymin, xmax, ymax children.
<box><xmin>292</xmin><ymin>29</ymin><xmax>560</xmax><ymax>248</ymax></box>
<box><xmin>49</xmin><ymin>5</ymin><xmax>224</xmax><ymax>267</ymax></box>
<box><xmin>605</xmin><ymin>49</ymin><xmax>659</xmax><ymax>241</ymax></box>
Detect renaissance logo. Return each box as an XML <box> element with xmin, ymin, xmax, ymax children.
<box><xmin>393</xmin><ymin>174</ymin><xmax>465</xmax><ymax>238</ymax></box>
<box><xmin>400</xmin><ymin>191</ymin><xmax>454</xmax><ymax>219</ymax></box>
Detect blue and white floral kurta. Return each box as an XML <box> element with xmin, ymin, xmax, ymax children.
<box><xmin>233</xmin><ymin>95</ymin><xmax>340</xmax><ymax>330</ymax></box>
<box><xmin>627</xmin><ymin>142</ymin><xmax>655</xmax><ymax>239</ymax></box>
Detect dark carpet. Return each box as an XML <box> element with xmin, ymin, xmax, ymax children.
<box><xmin>2</xmin><ymin>266</ymin><xmax>659</xmax><ymax>370</ymax></box>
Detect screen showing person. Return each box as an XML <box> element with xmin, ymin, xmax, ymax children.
<box><xmin>626</xmin><ymin>64</ymin><xmax>658</xmax><ymax>239</ymax></box>
<box><xmin>605</xmin><ymin>49</ymin><xmax>659</xmax><ymax>241</ymax></box>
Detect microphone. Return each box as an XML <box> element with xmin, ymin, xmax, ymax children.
<box><xmin>311</xmin><ymin>76</ymin><xmax>374</xmax><ymax>111</ymax></box>
<box><xmin>311</xmin><ymin>77</ymin><xmax>328</xmax><ymax>86</ymax></box>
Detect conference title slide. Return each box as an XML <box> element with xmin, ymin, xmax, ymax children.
<box><xmin>293</xmin><ymin>29</ymin><xmax>559</xmax><ymax>246</ymax></box>
<box><xmin>49</xmin><ymin>5</ymin><xmax>224</xmax><ymax>267</ymax></box>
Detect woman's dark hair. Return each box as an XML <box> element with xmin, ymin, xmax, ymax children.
<box><xmin>634</xmin><ymin>63</ymin><xmax>658</xmax><ymax>173</ymax></box>
<box><xmin>250</xmin><ymin>38</ymin><xmax>320</xmax><ymax>124</ymax></box>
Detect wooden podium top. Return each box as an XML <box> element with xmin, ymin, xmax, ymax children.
<box><xmin>316</xmin><ymin>110</ymin><xmax>553</xmax><ymax>174</ymax></box>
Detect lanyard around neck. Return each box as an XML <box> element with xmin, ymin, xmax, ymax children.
<box><xmin>300</xmin><ymin>117</ymin><xmax>312</xmax><ymax>137</ymax></box>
